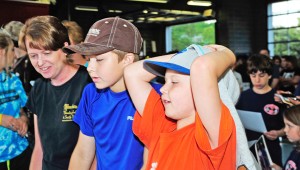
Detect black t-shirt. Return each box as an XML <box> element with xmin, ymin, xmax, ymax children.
<box><xmin>13</xmin><ymin>55</ymin><xmax>41</xmax><ymax>94</ymax></box>
<box><xmin>284</xmin><ymin>149</ymin><xmax>300</xmax><ymax>170</ymax></box>
<box><xmin>236</xmin><ymin>88</ymin><xmax>285</xmax><ymax>166</ymax></box>
<box><xmin>26</xmin><ymin>66</ymin><xmax>91</xmax><ymax>170</ymax></box>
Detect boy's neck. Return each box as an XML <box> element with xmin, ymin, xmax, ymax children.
<box><xmin>176</xmin><ymin>113</ymin><xmax>195</xmax><ymax>130</ymax></box>
<box><xmin>252</xmin><ymin>85</ymin><xmax>272</xmax><ymax>94</ymax></box>
<box><xmin>110</xmin><ymin>76</ymin><xmax>127</xmax><ymax>92</ymax></box>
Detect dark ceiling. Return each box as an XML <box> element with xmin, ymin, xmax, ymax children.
<box><xmin>64</xmin><ymin>0</ymin><xmax>216</xmax><ymax>25</ymax></box>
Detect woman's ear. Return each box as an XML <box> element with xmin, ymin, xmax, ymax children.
<box><xmin>123</xmin><ymin>53</ymin><xmax>134</xmax><ymax>66</ymax></box>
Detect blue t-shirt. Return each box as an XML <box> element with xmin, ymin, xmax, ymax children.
<box><xmin>0</xmin><ymin>72</ymin><xmax>28</xmax><ymax>162</ymax></box>
<box><xmin>74</xmin><ymin>83</ymin><xmax>144</xmax><ymax>170</ymax></box>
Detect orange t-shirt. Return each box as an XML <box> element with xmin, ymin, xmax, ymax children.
<box><xmin>133</xmin><ymin>89</ymin><xmax>236</xmax><ymax>170</ymax></box>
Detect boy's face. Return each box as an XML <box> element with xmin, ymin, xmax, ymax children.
<box><xmin>160</xmin><ymin>69</ymin><xmax>195</xmax><ymax>121</ymax></box>
<box><xmin>0</xmin><ymin>43</ymin><xmax>15</xmax><ymax>69</ymax></box>
<box><xmin>281</xmin><ymin>58</ymin><xmax>287</xmax><ymax>69</ymax></box>
<box><xmin>249</xmin><ymin>71</ymin><xmax>271</xmax><ymax>91</ymax></box>
<box><xmin>86</xmin><ymin>51</ymin><xmax>125</xmax><ymax>91</ymax></box>
<box><xmin>26</xmin><ymin>40</ymin><xmax>66</xmax><ymax>80</ymax></box>
<box><xmin>284</xmin><ymin>117</ymin><xmax>300</xmax><ymax>143</ymax></box>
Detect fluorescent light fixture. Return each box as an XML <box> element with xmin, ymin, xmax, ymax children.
<box><xmin>150</xmin><ymin>11</ymin><xmax>159</xmax><ymax>14</ymax></box>
<box><xmin>126</xmin><ymin>0</ymin><xmax>168</xmax><ymax>3</ymax></box>
<box><xmin>187</xmin><ymin>0</ymin><xmax>211</xmax><ymax>6</ymax></box>
<box><xmin>138</xmin><ymin>17</ymin><xmax>146</xmax><ymax>21</ymax></box>
<box><xmin>161</xmin><ymin>9</ymin><xmax>201</xmax><ymax>16</ymax></box>
<box><xmin>108</xmin><ymin>9</ymin><xmax>123</xmax><ymax>13</ymax></box>
<box><xmin>148</xmin><ymin>17</ymin><xmax>176</xmax><ymax>22</ymax></box>
<box><xmin>75</xmin><ymin>6</ymin><xmax>98</xmax><ymax>12</ymax></box>
<box><xmin>203</xmin><ymin>9</ymin><xmax>214</xmax><ymax>17</ymax></box>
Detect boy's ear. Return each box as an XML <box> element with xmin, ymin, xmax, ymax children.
<box><xmin>122</xmin><ymin>53</ymin><xmax>135</xmax><ymax>65</ymax></box>
<box><xmin>64</xmin><ymin>42</ymin><xmax>69</xmax><ymax>47</ymax></box>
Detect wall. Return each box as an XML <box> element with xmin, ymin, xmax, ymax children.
<box><xmin>216</xmin><ymin>0</ymin><xmax>268</xmax><ymax>54</ymax></box>
<box><xmin>0</xmin><ymin>0</ymin><xmax>269</xmax><ymax>56</ymax></box>
<box><xmin>0</xmin><ymin>0</ymin><xmax>49</xmax><ymax>26</ymax></box>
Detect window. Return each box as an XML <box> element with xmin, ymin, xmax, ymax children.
<box><xmin>268</xmin><ymin>0</ymin><xmax>300</xmax><ymax>56</ymax></box>
<box><xmin>165</xmin><ymin>19</ymin><xmax>216</xmax><ymax>53</ymax></box>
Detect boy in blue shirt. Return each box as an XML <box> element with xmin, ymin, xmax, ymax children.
<box><xmin>63</xmin><ymin>17</ymin><xmax>145</xmax><ymax>170</ymax></box>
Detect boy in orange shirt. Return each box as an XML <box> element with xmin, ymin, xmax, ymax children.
<box><xmin>124</xmin><ymin>44</ymin><xmax>237</xmax><ymax>169</ymax></box>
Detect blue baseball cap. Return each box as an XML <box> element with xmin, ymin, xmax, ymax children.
<box><xmin>144</xmin><ymin>44</ymin><xmax>212</xmax><ymax>77</ymax></box>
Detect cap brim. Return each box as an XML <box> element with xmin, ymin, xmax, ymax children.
<box><xmin>62</xmin><ymin>43</ymin><xmax>114</xmax><ymax>56</ymax></box>
<box><xmin>144</xmin><ymin>60</ymin><xmax>189</xmax><ymax>77</ymax></box>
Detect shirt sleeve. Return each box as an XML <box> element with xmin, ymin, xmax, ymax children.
<box><xmin>73</xmin><ymin>84</ymin><xmax>95</xmax><ymax>137</ymax></box>
<box><xmin>133</xmin><ymin>88</ymin><xmax>176</xmax><ymax>147</ymax></box>
<box><xmin>195</xmin><ymin>103</ymin><xmax>236</xmax><ymax>168</ymax></box>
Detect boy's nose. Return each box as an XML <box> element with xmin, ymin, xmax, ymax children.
<box><xmin>87</xmin><ymin>60</ymin><xmax>96</xmax><ymax>72</ymax></box>
<box><xmin>254</xmin><ymin>77</ymin><xmax>260</xmax><ymax>83</ymax></box>
<box><xmin>160</xmin><ymin>85</ymin><xmax>168</xmax><ymax>94</ymax></box>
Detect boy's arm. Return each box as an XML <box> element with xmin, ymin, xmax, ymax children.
<box><xmin>69</xmin><ymin>131</ymin><xmax>96</xmax><ymax>170</ymax></box>
<box><xmin>190</xmin><ymin>45</ymin><xmax>235</xmax><ymax>149</ymax></box>
<box><xmin>30</xmin><ymin>115</ymin><xmax>43</xmax><ymax>170</ymax></box>
<box><xmin>140</xmin><ymin>147</ymin><xmax>149</xmax><ymax>170</ymax></box>
<box><xmin>124</xmin><ymin>54</ymin><xmax>173</xmax><ymax>115</ymax></box>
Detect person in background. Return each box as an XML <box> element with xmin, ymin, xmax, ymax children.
<box><xmin>234</xmin><ymin>53</ymin><xmax>251</xmax><ymax>91</ymax></box>
<box><xmin>236</xmin><ymin>54</ymin><xmax>285</xmax><ymax>167</ymax></box>
<box><xmin>63</xmin><ymin>17</ymin><xmax>145</xmax><ymax>170</ymax></box>
<box><xmin>61</xmin><ymin>20</ymin><xmax>87</xmax><ymax>66</ymax></box>
<box><xmin>124</xmin><ymin>44</ymin><xmax>237</xmax><ymax>169</ymax></box>
<box><xmin>3</xmin><ymin>21</ymin><xmax>24</xmax><ymax>47</ymax></box>
<box><xmin>20</xmin><ymin>15</ymin><xmax>91</xmax><ymax>170</ymax></box>
<box><xmin>0</xmin><ymin>32</ymin><xmax>31</xmax><ymax>170</ymax></box>
<box><xmin>232</xmin><ymin>55</ymin><xmax>244</xmax><ymax>92</ymax></box>
<box><xmin>278</xmin><ymin>55</ymin><xmax>300</xmax><ymax>94</ymax></box>
<box><xmin>3</xmin><ymin>21</ymin><xmax>40</xmax><ymax>94</ymax></box>
<box><xmin>272</xmin><ymin>105</ymin><xmax>300</xmax><ymax>170</ymax></box>
<box><xmin>273</xmin><ymin>56</ymin><xmax>282</xmax><ymax>68</ymax></box>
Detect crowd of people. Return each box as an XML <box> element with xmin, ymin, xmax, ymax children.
<box><xmin>0</xmin><ymin>14</ymin><xmax>300</xmax><ymax>170</ymax></box>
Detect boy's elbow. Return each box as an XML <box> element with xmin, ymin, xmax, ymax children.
<box><xmin>191</xmin><ymin>57</ymin><xmax>211</xmax><ymax>73</ymax></box>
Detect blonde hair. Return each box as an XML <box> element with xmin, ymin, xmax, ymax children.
<box><xmin>62</xmin><ymin>20</ymin><xmax>84</xmax><ymax>45</ymax></box>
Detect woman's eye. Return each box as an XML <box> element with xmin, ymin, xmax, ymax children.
<box><xmin>29</xmin><ymin>55</ymin><xmax>37</xmax><ymax>59</ymax></box>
